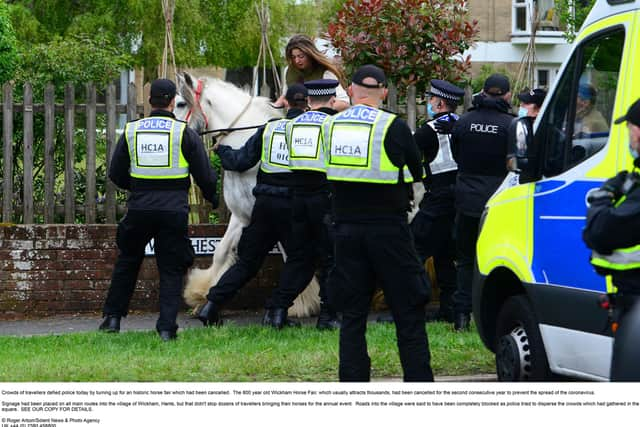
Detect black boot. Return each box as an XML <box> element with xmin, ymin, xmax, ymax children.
<box><xmin>197</xmin><ymin>301</ymin><xmax>222</xmax><ymax>327</ymax></box>
<box><xmin>454</xmin><ymin>312</ymin><xmax>470</xmax><ymax>331</ymax></box>
<box><xmin>316</xmin><ymin>305</ymin><xmax>341</xmax><ymax>330</ymax></box>
<box><xmin>266</xmin><ymin>308</ymin><xmax>300</xmax><ymax>329</ymax></box>
<box><xmin>99</xmin><ymin>315</ymin><xmax>120</xmax><ymax>333</ymax></box>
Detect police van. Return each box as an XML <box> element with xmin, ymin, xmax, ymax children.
<box><xmin>473</xmin><ymin>0</ymin><xmax>640</xmax><ymax>381</ymax></box>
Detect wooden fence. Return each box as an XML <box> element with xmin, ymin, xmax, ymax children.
<box><xmin>0</xmin><ymin>80</ymin><xmax>469</xmax><ymax>225</ymax></box>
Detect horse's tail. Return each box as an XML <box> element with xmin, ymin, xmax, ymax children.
<box><xmin>183</xmin><ymin>265</ymin><xmax>215</xmax><ymax>309</ymax></box>
<box><xmin>288</xmin><ymin>276</ymin><xmax>321</xmax><ymax>318</ymax></box>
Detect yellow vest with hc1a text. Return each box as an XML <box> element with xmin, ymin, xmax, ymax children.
<box><xmin>322</xmin><ymin>104</ymin><xmax>412</xmax><ymax>183</ymax></box>
<box><xmin>125</xmin><ymin>116</ymin><xmax>189</xmax><ymax>179</ymax></box>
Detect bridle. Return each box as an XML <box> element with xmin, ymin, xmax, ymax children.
<box><xmin>184</xmin><ymin>79</ymin><xmax>260</xmax><ymax>141</ymax></box>
<box><xmin>184</xmin><ymin>79</ymin><xmax>209</xmax><ymax>131</ymax></box>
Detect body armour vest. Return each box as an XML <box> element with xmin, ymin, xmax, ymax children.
<box><xmin>323</xmin><ymin>104</ymin><xmax>412</xmax><ymax>184</ymax></box>
<box><xmin>260</xmin><ymin>119</ymin><xmax>292</xmax><ymax>174</ymax></box>
<box><xmin>426</xmin><ymin>119</ymin><xmax>458</xmax><ymax>175</ymax></box>
<box><xmin>287</xmin><ymin>110</ymin><xmax>329</xmax><ymax>172</ymax></box>
<box><xmin>125</xmin><ymin>116</ymin><xmax>189</xmax><ymax>179</ymax></box>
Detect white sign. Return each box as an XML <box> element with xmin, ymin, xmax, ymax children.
<box><xmin>144</xmin><ymin>237</ymin><xmax>281</xmax><ymax>256</ymax></box>
<box><xmin>136</xmin><ymin>132</ymin><xmax>170</xmax><ymax>166</ymax></box>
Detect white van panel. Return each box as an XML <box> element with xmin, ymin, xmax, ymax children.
<box><xmin>540</xmin><ymin>324</ymin><xmax>613</xmax><ymax>381</ymax></box>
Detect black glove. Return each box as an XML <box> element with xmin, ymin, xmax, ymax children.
<box><xmin>601</xmin><ymin>171</ymin><xmax>628</xmax><ymax>200</ymax></box>
<box><xmin>433</xmin><ymin>114</ymin><xmax>457</xmax><ymax>134</ymax></box>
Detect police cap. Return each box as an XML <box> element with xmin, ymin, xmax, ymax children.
<box><xmin>517</xmin><ymin>88</ymin><xmax>547</xmax><ymax>107</ymax></box>
<box><xmin>352</xmin><ymin>64</ymin><xmax>387</xmax><ymax>89</ymax></box>
<box><xmin>285</xmin><ymin>83</ymin><xmax>308</xmax><ymax>103</ymax></box>
<box><xmin>614</xmin><ymin>98</ymin><xmax>640</xmax><ymax>127</ymax></box>
<box><xmin>427</xmin><ymin>79</ymin><xmax>464</xmax><ymax>102</ymax></box>
<box><xmin>483</xmin><ymin>74</ymin><xmax>510</xmax><ymax>96</ymax></box>
<box><xmin>150</xmin><ymin>78</ymin><xmax>176</xmax><ymax>107</ymax></box>
<box><xmin>304</xmin><ymin>79</ymin><xmax>339</xmax><ymax>97</ymax></box>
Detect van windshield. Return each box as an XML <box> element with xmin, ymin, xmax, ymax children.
<box><xmin>539</xmin><ymin>28</ymin><xmax>625</xmax><ymax>177</ymax></box>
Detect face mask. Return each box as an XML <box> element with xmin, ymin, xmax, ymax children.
<box><xmin>427</xmin><ymin>103</ymin><xmax>435</xmax><ymax>118</ymax></box>
<box><xmin>629</xmin><ymin>143</ymin><xmax>639</xmax><ymax>159</ymax></box>
<box><xmin>518</xmin><ymin>107</ymin><xmax>528</xmax><ymax>118</ymax></box>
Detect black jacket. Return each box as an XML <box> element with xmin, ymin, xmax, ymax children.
<box><xmin>583</xmin><ymin>168</ymin><xmax>640</xmax><ymax>294</ymax></box>
<box><xmin>331</xmin><ymin>111</ymin><xmax>424</xmax><ymax>222</ymax></box>
<box><xmin>215</xmin><ymin>109</ymin><xmax>303</xmax><ymax>197</ymax></box>
<box><xmin>414</xmin><ymin>112</ymin><xmax>457</xmax><ymax>216</ymax></box>
<box><xmin>451</xmin><ymin>94</ymin><xmax>514</xmax><ymax>216</ymax></box>
<box><xmin>108</xmin><ymin>109</ymin><xmax>218</xmax><ymax>214</ymax></box>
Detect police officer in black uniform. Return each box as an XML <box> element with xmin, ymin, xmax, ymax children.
<box><xmin>582</xmin><ymin>98</ymin><xmax>640</xmax><ymax>381</ymax></box>
<box><xmin>197</xmin><ymin>84</ymin><xmax>309</xmax><ymax>329</ymax></box>
<box><xmin>100</xmin><ymin>79</ymin><xmax>218</xmax><ymax>341</ymax></box>
<box><xmin>267</xmin><ymin>79</ymin><xmax>341</xmax><ymax>330</ymax></box>
<box><xmin>451</xmin><ymin>74</ymin><xmax>513</xmax><ymax>331</ymax></box>
<box><xmin>324</xmin><ymin>65</ymin><xmax>433</xmax><ymax>381</ymax></box>
<box><xmin>412</xmin><ymin>79</ymin><xmax>464</xmax><ymax>323</ymax></box>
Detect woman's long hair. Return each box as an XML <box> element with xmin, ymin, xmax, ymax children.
<box><xmin>285</xmin><ymin>34</ymin><xmax>346</xmax><ymax>87</ymax></box>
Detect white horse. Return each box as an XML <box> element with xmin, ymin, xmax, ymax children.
<box><xmin>174</xmin><ymin>72</ymin><xmax>321</xmax><ymax>318</ymax></box>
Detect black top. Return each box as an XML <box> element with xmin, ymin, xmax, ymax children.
<box><xmin>451</xmin><ymin>94</ymin><xmax>514</xmax><ymax>216</ymax></box>
<box><xmin>413</xmin><ymin>112</ymin><xmax>457</xmax><ymax>216</ymax></box>
<box><xmin>583</xmin><ymin>168</ymin><xmax>640</xmax><ymax>293</ymax></box>
<box><xmin>108</xmin><ymin>109</ymin><xmax>218</xmax><ymax>214</ymax></box>
<box><xmin>330</xmin><ymin>112</ymin><xmax>423</xmax><ymax>222</ymax></box>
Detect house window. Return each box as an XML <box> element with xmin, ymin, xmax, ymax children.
<box><xmin>535</xmin><ymin>67</ymin><xmax>559</xmax><ymax>89</ymax></box>
<box><xmin>513</xmin><ymin>0</ymin><xmax>563</xmax><ymax>34</ymax></box>
<box><xmin>513</xmin><ymin>0</ymin><xmax>529</xmax><ymax>33</ymax></box>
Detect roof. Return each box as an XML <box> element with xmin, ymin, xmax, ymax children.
<box><xmin>581</xmin><ymin>0</ymin><xmax>640</xmax><ymax>31</ymax></box>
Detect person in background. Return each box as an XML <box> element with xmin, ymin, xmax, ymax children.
<box><xmin>507</xmin><ymin>88</ymin><xmax>547</xmax><ymax>172</ymax></box>
<box><xmin>268</xmin><ymin>79</ymin><xmax>341</xmax><ymax>330</ymax></box>
<box><xmin>450</xmin><ymin>74</ymin><xmax>514</xmax><ymax>331</ymax></box>
<box><xmin>196</xmin><ymin>84</ymin><xmax>309</xmax><ymax>329</ymax></box>
<box><xmin>324</xmin><ymin>64</ymin><xmax>433</xmax><ymax>382</ymax></box>
<box><xmin>100</xmin><ymin>79</ymin><xmax>218</xmax><ymax>341</ymax></box>
<box><xmin>574</xmin><ymin>83</ymin><xmax>608</xmax><ymax>136</ymax></box>
<box><xmin>582</xmin><ymin>98</ymin><xmax>640</xmax><ymax>381</ymax></box>
<box><xmin>412</xmin><ymin>79</ymin><xmax>465</xmax><ymax>324</ymax></box>
<box><xmin>271</xmin><ymin>34</ymin><xmax>349</xmax><ymax>111</ymax></box>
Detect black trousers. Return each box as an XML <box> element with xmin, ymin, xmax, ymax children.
<box><xmin>410</xmin><ymin>209</ymin><xmax>456</xmax><ymax>316</ymax></box>
<box><xmin>269</xmin><ymin>190</ymin><xmax>333</xmax><ymax>309</ymax></box>
<box><xmin>207</xmin><ymin>194</ymin><xmax>294</xmax><ymax>308</ymax></box>
<box><xmin>329</xmin><ymin>221</ymin><xmax>434</xmax><ymax>382</ymax></box>
<box><xmin>453</xmin><ymin>213</ymin><xmax>480</xmax><ymax>315</ymax></box>
<box><xmin>103</xmin><ymin>209</ymin><xmax>194</xmax><ymax>333</ymax></box>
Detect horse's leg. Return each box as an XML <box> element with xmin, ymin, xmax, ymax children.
<box><xmin>183</xmin><ymin>214</ymin><xmax>244</xmax><ymax>309</ymax></box>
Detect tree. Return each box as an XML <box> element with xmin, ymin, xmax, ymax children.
<box><xmin>0</xmin><ymin>2</ymin><xmax>17</xmax><ymax>83</ymax></box>
<box><xmin>327</xmin><ymin>0</ymin><xmax>478</xmax><ymax>94</ymax></box>
<box><xmin>556</xmin><ymin>0</ymin><xmax>596</xmax><ymax>43</ymax></box>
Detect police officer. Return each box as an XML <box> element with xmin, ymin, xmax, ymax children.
<box><xmin>412</xmin><ymin>79</ymin><xmax>464</xmax><ymax>323</ymax></box>
<box><xmin>450</xmin><ymin>74</ymin><xmax>513</xmax><ymax>331</ymax></box>
<box><xmin>268</xmin><ymin>79</ymin><xmax>341</xmax><ymax>330</ymax></box>
<box><xmin>324</xmin><ymin>64</ymin><xmax>433</xmax><ymax>381</ymax></box>
<box><xmin>197</xmin><ymin>84</ymin><xmax>309</xmax><ymax>329</ymax></box>
<box><xmin>582</xmin><ymin>98</ymin><xmax>640</xmax><ymax>381</ymax></box>
<box><xmin>100</xmin><ymin>78</ymin><xmax>218</xmax><ymax>341</ymax></box>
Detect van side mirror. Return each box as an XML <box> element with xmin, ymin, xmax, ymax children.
<box><xmin>508</xmin><ymin>117</ymin><xmax>542</xmax><ymax>183</ymax></box>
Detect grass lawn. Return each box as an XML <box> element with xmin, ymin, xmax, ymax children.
<box><xmin>0</xmin><ymin>322</ymin><xmax>494</xmax><ymax>382</ymax></box>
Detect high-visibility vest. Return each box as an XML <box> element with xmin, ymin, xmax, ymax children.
<box><xmin>591</xmin><ymin>194</ymin><xmax>640</xmax><ymax>271</ymax></box>
<box><xmin>260</xmin><ymin>119</ymin><xmax>292</xmax><ymax>174</ymax></box>
<box><xmin>286</xmin><ymin>110</ymin><xmax>329</xmax><ymax>172</ymax></box>
<box><xmin>426</xmin><ymin>120</ymin><xmax>458</xmax><ymax>175</ymax></box>
<box><xmin>125</xmin><ymin>116</ymin><xmax>189</xmax><ymax>179</ymax></box>
<box><xmin>323</xmin><ymin>104</ymin><xmax>412</xmax><ymax>184</ymax></box>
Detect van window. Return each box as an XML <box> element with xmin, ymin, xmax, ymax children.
<box><xmin>539</xmin><ymin>28</ymin><xmax>625</xmax><ymax>177</ymax></box>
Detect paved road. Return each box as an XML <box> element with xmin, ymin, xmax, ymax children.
<box><xmin>0</xmin><ymin>311</ymin><xmax>497</xmax><ymax>382</ymax></box>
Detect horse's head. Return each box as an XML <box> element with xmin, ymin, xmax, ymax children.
<box><xmin>175</xmin><ymin>72</ymin><xmax>209</xmax><ymax>134</ymax></box>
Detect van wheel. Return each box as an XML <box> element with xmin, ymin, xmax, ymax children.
<box><xmin>495</xmin><ymin>295</ymin><xmax>552</xmax><ymax>381</ymax></box>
